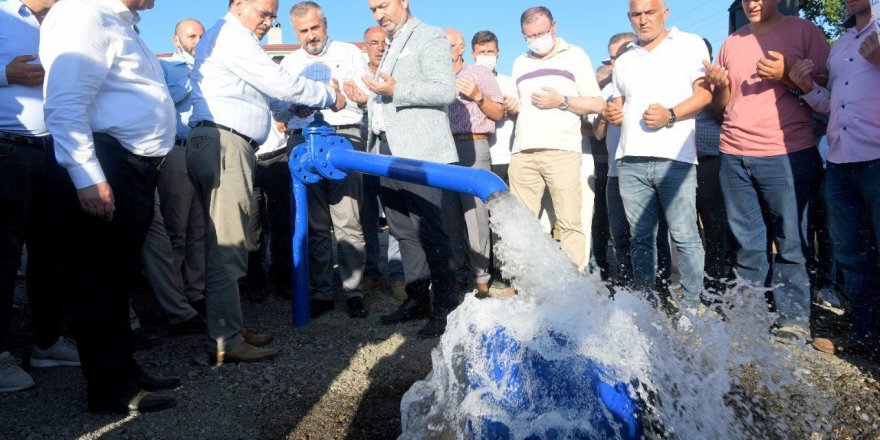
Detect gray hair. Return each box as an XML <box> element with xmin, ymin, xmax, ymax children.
<box><xmin>290</xmin><ymin>1</ymin><xmax>326</xmax><ymax>24</ymax></box>
<box><xmin>608</xmin><ymin>32</ymin><xmax>637</xmax><ymax>47</ymax></box>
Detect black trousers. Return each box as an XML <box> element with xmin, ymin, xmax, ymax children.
<box><xmin>51</xmin><ymin>133</ymin><xmax>159</xmax><ymax>402</ymax></box>
<box><xmin>591</xmin><ymin>161</ymin><xmax>610</xmax><ymax>280</ymax></box>
<box><xmin>696</xmin><ymin>155</ymin><xmax>733</xmax><ymax>282</ymax></box>
<box><xmin>377</xmin><ymin>141</ymin><xmax>456</xmax><ymax>312</ymax></box>
<box><xmin>0</xmin><ymin>137</ymin><xmax>63</xmax><ymax>352</ymax></box>
<box><xmin>248</xmin><ymin>150</ymin><xmax>292</xmax><ymax>288</ymax></box>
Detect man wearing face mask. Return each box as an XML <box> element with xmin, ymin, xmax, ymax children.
<box><xmin>139</xmin><ymin>19</ymin><xmax>208</xmax><ymax>336</ymax></box>
<box><xmin>507</xmin><ymin>6</ymin><xmax>605</xmax><ymax>271</ymax></box>
<box><xmin>442</xmin><ymin>28</ymin><xmax>504</xmax><ymax>298</ymax></box>
<box><xmin>471</xmin><ymin>30</ymin><xmax>518</xmax><ymax>184</ymax></box>
<box><xmin>188</xmin><ymin>0</ymin><xmax>346</xmax><ymax>364</ymax></box>
<box><xmin>279</xmin><ymin>1</ymin><xmax>368</xmax><ymax>319</ymax></box>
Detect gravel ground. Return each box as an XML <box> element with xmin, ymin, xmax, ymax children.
<box><xmin>1</xmin><ymin>256</ymin><xmax>879</xmax><ymax>439</ymax></box>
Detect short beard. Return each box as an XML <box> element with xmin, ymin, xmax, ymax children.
<box><xmin>304</xmin><ymin>39</ymin><xmax>326</xmax><ymax>56</ymax></box>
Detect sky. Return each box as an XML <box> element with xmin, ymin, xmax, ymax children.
<box><xmin>124</xmin><ymin>0</ymin><xmax>733</xmax><ymax>74</ymax></box>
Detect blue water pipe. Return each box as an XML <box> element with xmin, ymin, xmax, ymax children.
<box><xmin>287</xmin><ymin>113</ymin><xmax>508</xmax><ymax>327</ymax></box>
<box><xmin>287</xmin><ymin>115</ymin><xmax>642</xmax><ymax>438</ymax></box>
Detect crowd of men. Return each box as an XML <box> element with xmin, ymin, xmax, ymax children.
<box><xmin>0</xmin><ymin>0</ymin><xmax>877</xmax><ymax>418</ymax></box>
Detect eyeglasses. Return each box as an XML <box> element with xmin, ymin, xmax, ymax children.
<box><xmin>523</xmin><ymin>29</ymin><xmax>552</xmax><ymax>42</ymax></box>
<box><xmin>254</xmin><ymin>7</ymin><xmax>279</xmax><ymax>27</ymax></box>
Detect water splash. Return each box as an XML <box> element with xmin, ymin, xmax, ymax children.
<box><xmin>400</xmin><ymin>192</ymin><xmax>830</xmax><ymax>439</ymax></box>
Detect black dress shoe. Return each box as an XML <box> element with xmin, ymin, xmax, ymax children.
<box><xmin>380</xmin><ymin>298</ymin><xmax>430</xmax><ymax>325</ymax></box>
<box><xmin>310</xmin><ymin>299</ymin><xmax>335</xmax><ymax>318</ymax></box>
<box><xmin>168</xmin><ymin>315</ymin><xmax>207</xmax><ymax>335</ymax></box>
<box><xmin>89</xmin><ymin>390</ymin><xmax>176</xmax><ymax>415</ymax></box>
<box><xmin>132</xmin><ymin>328</ymin><xmax>160</xmax><ymax>351</ymax></box>
<box><xmin>347</xmin><ymin>296</ymin><xmax>368</xmax><ymax>318</ymax></box>
<box><xmin>417</xmin><ymin>314</ymin><xmax>447</xmax><ymax>339</ymax></box>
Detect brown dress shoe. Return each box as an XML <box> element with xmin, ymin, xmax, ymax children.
<box><xmin>390</xmin><ymin>280</ymin><xmax>407</xmax><ymax>301</ymax></box>
<box><xmin>242</xmin><ymin>329</ymin><xmax>273</xmax><ymax>347</ymax></box>
<box><xmin>211</xmin><ymin>342</ymin><xmax>278</xmax><ymax>364</ymax></box>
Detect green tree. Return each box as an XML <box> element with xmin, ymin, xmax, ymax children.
<box><xmin>800</xmin><ymin>0</ymin><xmax>847</xmax><ymax>39</ymax></box>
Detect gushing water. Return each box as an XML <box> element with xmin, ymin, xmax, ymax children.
<box><xmin>400</xmin><ymin>191</ymin><xmax>831</xmax><ymax>439</ymax></box>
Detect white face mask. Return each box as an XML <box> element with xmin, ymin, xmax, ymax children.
<box><xmin>177</xmin><ymin>46</ymin><xmax>195</xmax><ymax>66</ymax></box>
<box><xmin>474</xmin><ymin>55</ymin><xmax>498</xmax><ymax>71</ymax></box>
<box><xmin>527</xmin><ymin>33</ymin><xmax>555</xmax><ymax>56</ymax></box>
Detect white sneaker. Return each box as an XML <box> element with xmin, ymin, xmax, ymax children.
<box><xmin>30</xmin><ymin>337</ymin><xmax>80</xmax><ymax>368</ymax></box>
<box><xmin>0</xmin><ymin>351</ymin><xmax>35</xmax><ymax>392</ymax></box>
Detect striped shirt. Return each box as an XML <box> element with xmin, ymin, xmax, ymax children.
<box><xmin>511</xmin><ymin>38</ymin><xmax>601</xmax><ymax>154</ymax></box>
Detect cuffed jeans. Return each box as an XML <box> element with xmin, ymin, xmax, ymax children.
<box><xmin>825</xmin><ymin>159</ymin><xmax>880</xmax><ymax>347</ymax></box>
<box><xmin>617</xmin><ymin>157</ymin><xmax>704</xmax><ymax>302</ymax></box>
<box><xmin>719</xmin><ymin>150</ymin><xmax>812</xmax><ymax>327</ymax></box>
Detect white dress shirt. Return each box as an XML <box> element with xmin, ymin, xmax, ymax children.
<box><xmin>0</xmin><ymin>0</ymin><xmax>47</xmax><ymax>136</ymax></box>
<box><xmin>280</xmin><ymin>40</ymin><xmax>365</xmax><ymax>130</ymax></box>
<box><xmin>191</xmin><ymin>13</ymin><xmax>335</xmax><ymax>145</ymax></box>
<box><xmin>40</xmin><ymin>0</ymin><xmax>176</xmax><ymax>189</ymax></box>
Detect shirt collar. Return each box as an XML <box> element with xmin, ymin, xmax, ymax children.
<box><xmin>387</xmin><ymin>18</ymin><xmax>413</xmax><ymax>44</ymax></box>
<box><xmin>101</xmin><ymin>0</ymin><xmax>140</xmax><ymax>25</ymax></box>
<box><xmin>629</xmin><ymin>26</ymin><xmax>679</xmax><ymax>51</ymax></box>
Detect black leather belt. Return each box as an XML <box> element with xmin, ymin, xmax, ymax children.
<box><xmin>375</xmin><ymin>131</ymin><xmax>387</xmax><ymax>142</ymax></box>
<box><xmin>290</xmin><ymin>124</ymin><xmax>361</xmax><ymax>136</ymax></box>
<box><xmin>256</xmin><ymin>146</ymin><xmax>290</xmax><ymax>162</ymax></box>
<box><xmin>0</xmin><ymin>131</ymin><xmax>51</xmax><ymax>150</ymax></box>
<box><xmin>195</xmin><ymin>121</ymin><xmax>258</xmax><ymax>149</ymax></box>
<box><xmin>136</xmin><ymin>155</ymin><xmax>166</xmax><ymax>170</ymax></box>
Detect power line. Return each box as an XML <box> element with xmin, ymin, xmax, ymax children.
<box><xmin>675</xmin><ymin>9</ymin><xmax>728</xmax><ymax>32</ymax></box>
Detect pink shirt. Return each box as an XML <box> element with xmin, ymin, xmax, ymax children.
<box><xmin>802</xmin><ymin>22</ymin><xmax>880</xmax><ymax>164</ymax></box>
<box><xmin>448</xmin><ymin>64</ymin><xmax>503</xmax><ymax>135</ymax></box>
<box><xmin>717</xmin><ymin>16</ymin><xmax>830</xmax><ymax>157</ymax></box>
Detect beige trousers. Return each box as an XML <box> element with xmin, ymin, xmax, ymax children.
<box><xmin>509</xmin><ymin>149</ymin><xmax>585</xmax><ymax>268</ymax></box>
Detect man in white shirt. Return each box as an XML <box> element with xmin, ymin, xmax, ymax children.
<box><xmin>187</xmin><ymin>0</ymin><xmax>344</xmax><ymax>364</ymax></box>
<box><xmin>41</xmin><ymin>0</ymin><xmax>179</xmax><ymax>414</ymax></box>
<box><xmin>280</xmin><ymin>1</ymin><xmax>368</xmax><ymax>319</ymax></box>
<box><xmin>603</xmin><ymin>0</ymin><xmax>711</xmax><ymax>306</ymax></box>
<box><xmin>507</xmin><ymin>7</ymin><xmax>605</xmax><ymax>271</ymax></box>
<box><xmin>0</xmin><ymin>0</ymin><xmax>79</xmax><ymax>395</ymax></box>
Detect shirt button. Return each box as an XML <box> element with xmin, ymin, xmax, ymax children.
<box><xmin>842</xmin><ymin>104</ymin><xmax>846</xmax><ymax>109</ymax></box>
<box><xmin>845</xmin><ymin>81</ymin><xmax>849</xmax><ymax>86</ymax></box>
<box><xmin>850</xmin><ymin>58</ymin><xmax>854</xmax><ymax>62</ymax></box>
<box><xmin>843</xmin><ymin>127</ymin><xmax>848</xmax><ymax>131</ymax></box>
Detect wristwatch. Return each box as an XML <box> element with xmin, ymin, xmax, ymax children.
<box><xmin>476</xmin><ymin>95</ymin><xmax>485</xmax><ymax>106</ymax></box>
<box><xmin>666</xmin><ymin>108</ymin><xmax>677</xmax><ymax>127</ymax></box>
<box><xmin>559</xmin><ymin>95</ymin><xmax>570</xmax><ymax>111</ymax></box>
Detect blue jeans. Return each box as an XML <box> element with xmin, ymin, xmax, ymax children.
<box><xmin>719</xmin><ymin>151</ymin><xmax>812</xmax><ymax>327</ymax></box>
<box><xmin>825</xmin><ymin>159</ymin><xmax>880</xmax><ymax>347</ymax></box>
<box><xmin>617</xmin><ymin>158</ymin><xmax>704</xmax><ymax>301</ymax></box>
<box><xmin>607</xmin><ymin>176</ymin><xmax>672</xmax><ymax>288</ymax></box>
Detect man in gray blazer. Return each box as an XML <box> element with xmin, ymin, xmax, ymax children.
<box><xmin>346</xmin><ymin>0</ymin><xmax>458</xmax><ymax>338</ymax></box>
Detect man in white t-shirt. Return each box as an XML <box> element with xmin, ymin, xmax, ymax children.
<box><xmin>603</xmin><ymin>0</ymin><xmax>711</xmax><ymax>305</ymax></box>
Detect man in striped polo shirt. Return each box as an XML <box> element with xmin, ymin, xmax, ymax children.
<box><xmin>507</xmin><ymin>6</ymin><xmax>605</xmax><ymax>270</ymax></box>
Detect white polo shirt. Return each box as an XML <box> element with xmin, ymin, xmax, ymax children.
<box><xmin>612</xmin><ymin>27</ymin><xmax>708</xmax><ymax>164</ymax></box>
